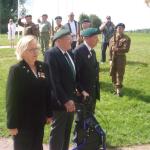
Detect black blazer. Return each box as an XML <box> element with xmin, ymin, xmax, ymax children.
<box><xmin>6</xmin><ymin>60</ymin><xmax>52</xmax><ymax>129</ymax></box>
<box><xmin>45</xmin><ymin>47</ymin><xmax>76</xmax><ymax>110</ymax></box>
<box><xmin>74</xmin><ymin>43</ymin><xmax>100</xmax><ymax>100</ymax></box>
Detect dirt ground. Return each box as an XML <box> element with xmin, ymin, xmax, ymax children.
<box><xmin>0</xmin><ymin>137</ymin><xmax>150</xmax><ymax>150</ymax></box>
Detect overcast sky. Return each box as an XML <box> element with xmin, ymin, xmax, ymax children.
<box><xmin>22</xmin><ymin>0</ymin><xmax>150</xmax><ymax>30</ymax></box>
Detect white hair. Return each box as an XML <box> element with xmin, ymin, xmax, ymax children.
<box><xmin>15</xmin><ymin>35</ymin><xmax>38</xmax><ymax>60</ymax></box>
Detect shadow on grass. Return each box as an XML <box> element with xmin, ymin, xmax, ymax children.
<box><xmin>127</xmin><ymin>61</ymin><xmax>149</xmax><ymax>67</ymax></box>
<box><xmin>101</xmin><ymin>81</ymin><xmax>150</xmax><ymax>103</ymax></box>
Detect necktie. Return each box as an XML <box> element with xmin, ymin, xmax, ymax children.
<box><xmin>64</xmin><ymin>53</ymin><xmax>76</xmax><ymax>79</ymax></box>
<box><xmin>91</xmin><ymin>49</ymin><xmax>96</xmax><ymax>63</ymax></box>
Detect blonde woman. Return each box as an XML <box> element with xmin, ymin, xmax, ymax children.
<box><xmin>6</xmin><ymin>35</ymin><xmax>53</xmax><ymax>150</ymax></box>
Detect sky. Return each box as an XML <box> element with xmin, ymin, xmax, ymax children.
<box><xmin>21</xmin><ymin>0</ymin><xmax>150</xmax><ymax>30</ymax></box>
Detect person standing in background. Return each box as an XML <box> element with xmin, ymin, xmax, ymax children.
<box><xmin>109</xmin><ymin>23</ymin><xmax>131</xmax><ymax>96</ymax></box>
<box><xmin>64</xmin><ymin>12</ymin><xmax>80</xmax><ymax>50</ymax></box>
<box><xmin>18</xmin><ymin>15</ymin><xmax>39</xmax><ymax>38</ymax></box>
<box><xmin>8</xmin><ymin>19</ymin><xmax>16</xmax><ymax>48</ymax></box>
<box><xmin>54</xmin><ymin>16</ymin><xmax>63</xmax><ymax>33</ymax></box>
<box><xmin>38</xmin><ymin>14</ymin><xmax>51</xmax><ymax>55</ymax></box>
<box><xmin>99</xmin><ymin>16</ymin><xmax>115</xmax><ymax>64</ymax></box>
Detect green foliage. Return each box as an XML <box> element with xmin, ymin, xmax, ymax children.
<box><xmin>78</xmin><ymin>13</ymin><xmax>90</xmax><ymax>23</ymax></box>
<box><xmin>0</xmin><ymin>0</ymin><xmax>18</xmax><ymax>33</ymax></box>
<box><xmin>89</xmin><ymin>14</ymin><xmax>102</xmax><ymax>29</ymax></box>
<box><xmin>0</xmin><ymin>33</ymin><xmax>150</xmax><ymax>147</ymax></box>
<box><xmin>78</xmin><ymin>13</ymin><xmax>102</xmax><ymax>29</ymax></box>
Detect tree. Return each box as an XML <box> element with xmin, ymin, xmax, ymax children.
<box><xmin>78</xmin><ymin>13</ymin><xmax>90</xmax><ymax>23</ymax></box>
<box><xmin>89</xmin><ymin>14</ymin><xmax>102</xmax><ymax>29</ymax></box>
<box><xmin>78</xmin><ymin>13</ymin><xmax>102</xmax><ymax>29</ymax></box>
<box><xmin>0</xmin><ymin>0</ymin><xmax>18</xmax><ymax>33</ymax></box>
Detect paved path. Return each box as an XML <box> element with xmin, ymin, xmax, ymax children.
<box><xmin>0</xmin><ymin>137</ymin><xmax>150</xmax><ymax>150</ymax></box>
<box><xmin>0</xmin><ymin>46</ymin><xmax>13</xmax><ymax>49</ymax></box>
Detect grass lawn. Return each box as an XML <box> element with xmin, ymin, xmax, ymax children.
<box><xmin>0</xmin><ymin>33</ymin><xmax>150</xmax><ymax>148</ymax></box>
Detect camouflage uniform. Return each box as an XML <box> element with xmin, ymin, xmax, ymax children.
<box><xmin>109</xmin><ymin>33</ymin><xmax>131</xmax><ymax>94</ymax></box>
<box><xmin>54</xmin><ymin>25</ymin><xmax>63</xmax><ymax>33</ymax></box>
<box><xmin>18</xmin><ymin>18</ymin><xmax>39</xmax><ymax>37</ymax></box>
<box><xmin>39</xmin><ymin>21</ymin><xmax>51</xmax><ymax>54</ymax></box>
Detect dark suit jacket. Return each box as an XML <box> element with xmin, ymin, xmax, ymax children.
<box><xmin>45</xmin><ymin>47</ymin><xmax>76</xmax><ymax>110</ymax></box>
<box><xmin>6</xmin><ymin>60</ymin><xmax>52</xmax><ymax>129</ymax></box>
<box><xmin>74</xmin><ymin>43</ymin><xmax>100</xmax><ymax>101</ymax></box>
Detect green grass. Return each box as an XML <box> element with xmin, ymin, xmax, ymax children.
<box><xmin>0</xmin><ymin>34</ymin><xmax>18</xmax><ymax>46</ymax></box>
<box><xmin>0</xmin><ymin>33</ymin><xmax>150</xmax><ymax>148</ymax></box>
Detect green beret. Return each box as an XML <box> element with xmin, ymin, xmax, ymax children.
<box><xmin>53</xmin><ymin>28</ymin><xmax>70</xmax><ymax>42</ymax></box>
<box><xmin>81</xmin><ymin>28</ymin><xmax>100</xmax><ymax>37</ymax></box>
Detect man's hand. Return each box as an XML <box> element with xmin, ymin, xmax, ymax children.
<box><xmin>9</xmin><ymin>128</ymin><xmax>18</xmax><ymax>136</ymax></box>
<box><xmin>64</xmin><ymin>100</ymin><xmax>76</xmax><ymax>112</ymax></box>
<box><xmin>109</xmin><ymin>60</ymin><xmax>112</xmax><ymax>66</ymax></box>
<box><xmin>112</xmin><ymin>46</ymin><xmax>118</xmax><ymax>51</ymax></box>
<box><xmin>46</xmin><ymin>117</ymin><xmax>52</xmax><ymax>124</ymax></box>
<box><xmin>81</xmin><ymin>90</ymin><xmax>89</xmax><ymax>101</ymax></box>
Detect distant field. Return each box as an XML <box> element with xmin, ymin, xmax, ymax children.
<box><xmin>0</xmin><ymin>33</ymin><xmax>150</xmax><ymax>148</ymax></box>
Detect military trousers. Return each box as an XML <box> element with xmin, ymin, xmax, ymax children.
<box><xmin>111</xmin><ymin>55</ymin><xmax>126</xmax><ymax>88</ymax></box>
<box><xmin>101</xmin><ymin>42</ymin><xmax>109</xmax><ymax>62</ymax></box>
<box><xmin>40</xmin><ymin>32</ymin><xmax>50</xmax><ymax>54</ymax></box>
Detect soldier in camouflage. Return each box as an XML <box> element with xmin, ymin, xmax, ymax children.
<box><xmin>109</xmin><ymin>23</ymin><xmax>131</xmax><ymax>96</ymax></box>
<box><xmin>18</xmin><ymin>15</ymin><xmax>39</xmax><ymax>38</ymax></box>
<box><xmin>38</xmin><ymin>14</ymin><xmax>51</xmax><ymax>54</ymax></box>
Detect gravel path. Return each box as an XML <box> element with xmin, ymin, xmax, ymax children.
<box><xmin>0</xmin><ymin>137</ymin><xmax>150</xmax><ymax>150</ymax></box>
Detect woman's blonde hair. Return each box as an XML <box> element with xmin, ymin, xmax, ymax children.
<box><xmin>15</xmin><ymin>35</ymin><xmax>39</xmax><ymax>60</ymax></box>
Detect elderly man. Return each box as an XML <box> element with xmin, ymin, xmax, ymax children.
<box><xmin>44</xmin><ymin>28</ymin><xmax>76</xmax><ymax>150</ymax></box>
<box><xmin>109</xmin><ymin>23</ymin><xmax>131</xmax><ymax>96</ymax></box>
<box><xmin>73</xmin><ymin>28</ymin><xmax>102</xmax><ymax>150</ymax></box>
<box><xmin>64</xmin><ymin>12</ymin><xmax>80</xmax><ymax>50</ymax></box>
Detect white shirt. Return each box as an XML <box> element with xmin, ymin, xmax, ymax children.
<box><xmin>69</xmin><ymin>21</ymin><xmax>77</xmax><ymax>41</ymax></box>
<box><xmin>59</xmin><ymin>48</ymin><xmax>76</xmax><ymax>72</ymax></box>
<box><xmin>84</xmin><ymin>41</ymin><xmax>92</xmax><ymax>55</ymax></box>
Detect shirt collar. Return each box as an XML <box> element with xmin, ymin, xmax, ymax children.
<box><xmin>84</xmin><ymin>41</ymin><xmax>92</xmax><ymax>52</ymax></box>
<box><xmin>58</xmin><ymin>47</ymin><xmax>68</xmax><ymax>55</ymax></box>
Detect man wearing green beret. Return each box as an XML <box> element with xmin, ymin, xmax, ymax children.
<box><xmin>44</xmin><ymin>28</ymin><xmax>76</xmax><ymax>150</ymax></box>
<box><xmin>109</xmin><ymin>23</ymin><xmax>131</xmax><ymax>96</ymax></box>
<box><xmin>73</xmin><ymin>28</ymin><xmax>101</xmax><ymax>149</ymax></box>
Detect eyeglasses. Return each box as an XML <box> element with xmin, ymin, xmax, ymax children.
<box><xmin>27</xmin><ymin>48</ymin><xmax>39</xmax><ymax>53</ymax></box>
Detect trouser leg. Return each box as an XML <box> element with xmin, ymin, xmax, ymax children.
<box><xmin>101</xmin><ymin>42</ymin><xmax>108</xmax><ymax>62</ymax></box>
<box><xmin>13</xmin><ymin>128</ymin><xmax>44</xmax><ymax>150</ymax></box>
<box><xmin>49</xmin><ymin>111</ymin><xmax>74</xmax><ymax>150</ymax></box>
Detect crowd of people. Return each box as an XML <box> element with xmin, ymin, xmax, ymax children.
<box><xmin>6</xmin><ymin>12</ymin><xmax>131</xmax><ymax>150</ymax></box>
